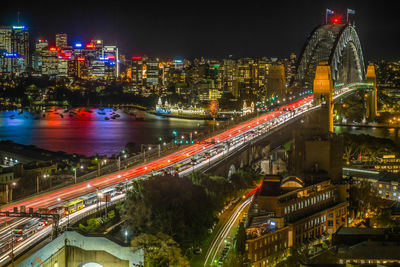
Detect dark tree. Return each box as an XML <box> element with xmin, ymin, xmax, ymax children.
<box><xmin>235</xmin><ymin>221</ymin><xmax>246</xmax><ymax>255</ymax></box>
<box><xmin>123</xmin><ymin>175</ymin><xmax>215</xmax><ymax>249</ymax></box>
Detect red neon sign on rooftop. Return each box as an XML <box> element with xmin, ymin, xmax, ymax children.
<box><xmin>132</xmin><ymin>56</ymin><xmax>142</xmax><ymax>60</ymax></box>
<box><xmin>86</xmin><ymin>43</ymin><xmax>96</xmax><ymax>49</ymax></box>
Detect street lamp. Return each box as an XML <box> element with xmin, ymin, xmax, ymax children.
<box><xmin>124</xmin><ymin>229</ymin><xmax>129</xmax><ymax>243</ymax></box>
<box><xmin>73</xmin><ymin>168</ymin><xmax>77</xmax><ymax>183</ymax></box>
<box><xmin>87</xmin><ymin>184</ymin><xmax>101</xmax><ymax>211</ymax></box>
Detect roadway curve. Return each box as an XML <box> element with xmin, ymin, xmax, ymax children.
<box><xmin>0</xmin><ymin>96</ymin><xmax>313</xmax><ymax>224</ymax></box>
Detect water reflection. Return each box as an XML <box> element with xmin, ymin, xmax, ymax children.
<box><xmin>0</xmin><ymin>108</ymin><xmax>207</xmax><ymax>156</ymax></box>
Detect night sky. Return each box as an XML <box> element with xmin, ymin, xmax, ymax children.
<box><xmin>0</xmin><ymin>0</ymin><xmax>398</xmax><ymax>61</ymax></box>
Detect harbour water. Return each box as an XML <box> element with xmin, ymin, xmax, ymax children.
<box><xmin>0</xmin><ymin>108</ymin><xmax>208</xmax><ymax>156</ymax></box>
<box><xmin>1</xmin><ymin>108</ymin><xmax>398</xmax><ymax>157</ymax></box>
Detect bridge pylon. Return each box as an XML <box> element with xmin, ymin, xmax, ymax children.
<box><xmin>366</xmin><ymin>63</ymin><xmax>378</xmax><ymax>121</ymax></box>
<box><xmin>313</xmin><ymin>62</ymin><xmax>334</xmax><ymax>133</ymax></box>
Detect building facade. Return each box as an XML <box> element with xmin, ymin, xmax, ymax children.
<box><xmin>0</xmin><ymin>25</ymin><xmax>29</xmax><ymax>76</ymax></box>
<box><xmin>245</xmin><ymin>175</ymin><xmax>349</xmax><ymax>266</ymax></box>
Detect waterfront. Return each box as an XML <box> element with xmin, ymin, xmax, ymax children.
<box><xmin>0</xmin><ymin>108</ymin><xmax>208</xmax><ymax>156</ymax></box>
<box><xmin>335</xmin><ymin>125</ymin><xmax>400</xmax><ymax>144</ymax></box>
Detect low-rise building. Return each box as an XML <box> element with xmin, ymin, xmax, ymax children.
<box><xmin>245</xmin><ymin>175</ymin><xmax>348</xmax><ymax>266</ymax></box>
<box><xmin>0</xmin><ymin>166</ymin><xmax>16</xmax><ymax>203</ymax></box>
<box><xmin>343</xmin><ymin>167</ymin><xmax>400</xmax><ymax>201</ymax></box>
<box><xmin>307</xmin><ymin>227</ymin><xmax>400</xmax><ymax>265</ymax></box>
<box><xmin>374</xmin><ymin>154</ymin><xmax>400</xmax><ymax>173</ymax></box>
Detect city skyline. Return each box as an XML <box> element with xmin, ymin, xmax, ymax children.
<box><xmin>2</xmin><ymin>4</ymin><xmax>400</xmax><ymax>266</ymax></box>
<box><xmin>0</xmin><ymin>0</ymin><xmax>399</xmax><ymax>60</ymax></box>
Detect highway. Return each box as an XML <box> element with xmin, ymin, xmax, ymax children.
<box><xmin>0</xmin><ymin>85</ymin><xmax>359</xmax><ymax>264</ymax></box>
<box><xmin>0</xmin><ymin>95</ymin><xmax>313</xmax><ymax>217</ymax></box>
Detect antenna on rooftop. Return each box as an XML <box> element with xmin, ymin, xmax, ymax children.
<box><xmin>17</xmin><ymin>10</ymin><xmax>20</xmax><ymax>25</ymax></box>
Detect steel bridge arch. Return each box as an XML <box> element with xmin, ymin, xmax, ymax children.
<box><xmin>293</xmin><ymin>24</ymin><xmax>366</xmax><ymax>90</ymax></box>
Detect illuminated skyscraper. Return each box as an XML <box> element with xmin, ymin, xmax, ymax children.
<box><xmin>0</xmin><ymin>26</ymin><xmax>12</xmax><ymax>74</ymax></box>
<box><xmin>32</xmin><ymin>40</ymin><xmax>48</xmax><ymax>75</ymax></box>
<box><xmin>55</xmin><ymin>33</ymin><xmax>67</xmax><ymax>48</ymax></box>
<box><xmin>131</xmin><ymin>56</ymin><xmax>144</xmax><ymax>91</ymax></box>
<box><xmin>0</xmin><ymin>25</ymin><xmax>29</xmax><ymax>76</ymax></box>
<box><xmin>41</xmin><ymin>46</ymin><xmax>58</xmax><ymax>76</ymax></box>
<box><xmin>102</xmin><ymin>45</ymin><xmax>119</xmax><ymax>78</ymax></box>
<box><xmin>145</xmin><ymin>58</ymin><xmax>160</xmax><ymax>86</ymax></box>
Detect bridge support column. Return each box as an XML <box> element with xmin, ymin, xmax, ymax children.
<box><xmin>366</xmin><ymin>63</ymin><xmax>378</xmax><ymax>121</ymax></box>
<box><xmin>313</xmin><ymin>62</ymin><xmax>334</xmax><ymax>133</ymax></box>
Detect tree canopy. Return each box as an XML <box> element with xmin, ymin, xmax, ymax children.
<box><xmin>131</xmin><ymin>232</ymin><xmax>188</xmax><ymax>267</ymax></box>
<box><xmin>123</xmin><ymin>175</ymin><xmax>215</xmax><ymax>249</ymax></box>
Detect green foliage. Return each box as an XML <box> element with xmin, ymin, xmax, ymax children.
<box><xmin>189</xmin><ymin>172</ymin><xmax>232</xmax><ymax>210</ymax></box>
<box><xmin>79</xmin><ymin>218</ymin><xmax>101</xmax><ymax>233</ymax></box>
<box><xmin>223</xmin><ymin>252</ymin><xmax>244</xmax><ymax>267</ymax></box>
<box><xmin>235</xmin><ymin>222</ymin><xmax>246</xmax><ymax>255</ymax></box>
<box><xmin>349</xmin><ymin>180</ymin><xmax>393</xmax><ymax>225</ymax></box>
<box><xmin>78</xmin><ymin>223</ymin><xmax>86</xmax><ymax>231</ymax></box>
<box><xmin>276</xmin><ymin>247</ymin><xmax>309</xmax><ymax>267</ymax></box>
<box><xmin>123</xmin><ymin>175</ymin><xmax>215</xmax><ymax>249</ymax></box>
<box><xmin>343</xmin><ymin>133</ymin><xmax>400</xmax><ymax>163</ymax></box>
<box><xmin>108</xmin><ymin>210</ymin><xmax>116</xmax><ymax>220</ymax></box>
<box><xmin>125</xmin><ymin>142</ymin><xmax>140</xmax><ymax>154</ymax></box>
<box><xmin>131</xmin><ymin>232</ymin><xmax>189</xmax><ymax>267</ymax></box>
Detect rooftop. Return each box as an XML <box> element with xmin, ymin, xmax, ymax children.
<box><xmin>343</xmin><ymin>167</ymin><xmax>400</xmax><ymax>183</ymax></box>
<box><xmin>338</xmin><ymin>241</ymin><xmax>400</xmax><ymax>260</ymax></box>
<box><xmin>335</xmin><ymin>227</ymin><xmax>386</xmax><ymax>236</ymax></box>
<box><xmin>258</xmin><ymin>175</ymin><xmax>330</xmax><ymax>197</ymax></box>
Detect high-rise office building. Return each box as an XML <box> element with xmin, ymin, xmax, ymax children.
<box><xmin>145</xmin><ymin>58</ymin><xmax>159</xmax><ymax>86</ymax></box>
<box><xmin>32</xmin><ymin>40</ymin><xmax>48</xmax><ymax>75</ymax></box>
<box><xmin>55</xmin><ymin>33</ymin><xmax>67</xmax><ymax>48</ymax></box>
<box><xmin>88</xmin><ymin>60</ymin><xmax>105</xmax><ymax>78</ymax></box>
<box><xmin>102</xmin><ymin>45</ymin><xmax>119</xmax><ymax>78</ymax></box>
<box><xmin>0</xmin><ymin>25</ymin><xmax>29</xmax><ymax>76</ymax></box>
<box><xmin>41</xmin><ymin>47</ymin><xmax>58</xmax><ymax>76</ymax></box>
<box><xmin>131</xmin><ymin>56</ymin><xmax>144</xmax><ymax>91</ymax></box>
<box><xmin>0</xmin><ymin>26</ymin><xmax>12</xmax><ymax>75</ymax></box>
<box><xmin>0</xmin><ymin>26</ymin><xmax>12</xmax><ymax>53</ymax></box>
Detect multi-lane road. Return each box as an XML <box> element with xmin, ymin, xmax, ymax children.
<box><xmin>0</xmin><ymin>94</ymin><xmax>321</xmax><ymax>265</ymax></box>
<box><xmin>0</xmin><ymin>95</ymin><xmax>314</xmax><ymax>217</ymax></box>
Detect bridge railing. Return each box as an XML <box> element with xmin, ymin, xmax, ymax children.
<box><xmin>334</xmin><ymin>82</ymin><xmax>373</xmax><ymax>91</ymax></box>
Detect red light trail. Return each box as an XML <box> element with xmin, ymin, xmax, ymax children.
<box><xmin>0</xmin><ymin>96</ymin><xmax>313</xmax><ymax>224</ymax></box>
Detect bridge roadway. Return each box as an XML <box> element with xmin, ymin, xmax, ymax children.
<box><xmin>0</xmin><ymin>85</ymin><xmax>360</xmax><ymax>264</ymax></box>
<box><xmin>0</xmin><ymin>95</ymin><xmax>313</xmax><ymax>218</ymax></box>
